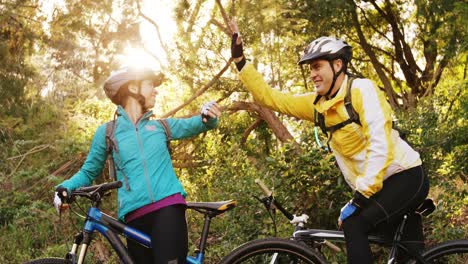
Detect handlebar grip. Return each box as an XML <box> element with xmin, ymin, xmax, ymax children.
<box><xmin>75</xmin><ymin>181</ymin><xmax>122</xmax><ymax>193</ymax></box>
<box><xmin>255</xmin><ymin>179</ymin><xmax>294</xmax><ymax>221</ymax></box>
<box><xmin>255</xmin><ymin>179</ymin><xmax>272</xmax><ymax>197</ymax></box>
<box><xmin>107</xmin><ymin>180</ymin><xmax>123</xmax><ymax>190</ymax></box>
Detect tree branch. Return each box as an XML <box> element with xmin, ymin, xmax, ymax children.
<box><xmin>186</xmin><ymin>0</ymin><xmax>203</xmax><ymax>36</ymax></box>
<box><xmin>370</xmin><ymin>0</ymin><xmax>421</xmax><ymax>94</ymax></box>
<box><xmin>8</xmin><ymin>144</ymin><xmax>51</xmax><ymax>177</ymax></box>
<box><xmin>348</xmin><ymin>0</ymin><xmax>398</xmax><ymax>108</ymax></box>
<box><xmin>241</xmin><ymin>118</ymin><xmax>263</xmax><ymax>144</ymax></box>
<box><xmin>136</xmin><ymin>0</ymin><xmax>169</xmax><ymax>57</ymax></box>
<box><xmin>209</xmin><ymin>18</ymin><xmax>231</xmax><ymax>36</ymax></box>
<box><xmin>161</xmin><ymin>58</ymin><xmax>233</xmax><ymax>118</ymax></box>
<box><xmin>356</xmin><ymin>5</ymin><xmax>393</xmax><ymax>44</ymax></box>
<box><xmin>172</xmin><ymin>161</ymin><xmax>208</xmax><ymax>168</ymax></box>
<box><xmin>443</xmin><ymin>87</ymin><xmax>463</xmax><ymax>121</ymax></box>
<box><xmin>228</xmin><ymin>101</ymin><xmax>299</xmax><ymax>147</ymax></box>
<box><xmin>215</xmin><ymin>0</ymin><xmax>232</xmax><ymax>34</ymax></box>
<box><xmin>298</xmin><ymin>60</ymin><xmax>309</xmax><ymax>91</ymax></box>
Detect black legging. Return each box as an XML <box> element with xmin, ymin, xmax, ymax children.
<box><xmin>126</xmin><ymin>204</ymin><xmax>188</xmax><ymax>264</ymax></box>
<box><xmin>342</xmin><ymin>165</ymin><xmax>429</xmax><ymax>263</ymax></box>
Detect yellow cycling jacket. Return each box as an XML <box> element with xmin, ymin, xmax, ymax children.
<box><xmin>238</xmin><ymin>63</ymin><xmax>421</xmax><ymax>198</ymax></box>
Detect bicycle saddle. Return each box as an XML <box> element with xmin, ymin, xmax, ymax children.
<box><xmin>415</xmin><ymin>199</ymin><xmax>435</xmax><ymax>217</ymax></box>
<box><xmin>187</xmin><ymin>200</ymin><xmax>237</xmax><ymax>215</ymax></box>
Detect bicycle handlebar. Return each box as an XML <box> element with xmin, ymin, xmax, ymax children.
<box><xmin>255</xmin><ymin>179</ymin><xmax>273</xmax><ymax>197</ymax></box>
<box><xmin>70</xmin><ymin>181</ymin><xmax>122</xmax><ymax>202</ymax></box>
<box><xmin>75</xmin><ymin>181</ymin><xmax>122</xmax><ymax>193</ymax></box>
<box><xmin>255</xmin><ymin>179</ymin><xmax>294</xmax><ymax>221</ymax></box>
<box><xmin>255</xmin><ymin>180</ymin><xmax>341</xmax><ymax>252</ymax></box>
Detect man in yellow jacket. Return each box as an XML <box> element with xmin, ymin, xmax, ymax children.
<box><xmin>229</xmin><ymin>21</ymin><xmax>429</xmax><ymax>263</ymax></box>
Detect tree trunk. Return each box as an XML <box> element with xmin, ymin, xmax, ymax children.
<box><xmin>229</xmin><ymin>101</ymin><xmax>299</xmax><ymax>148</ymax></box>
<box><xmin>349</xmin><ymin>0</ymin><xmax>398</xmax><ymax>109</ymax></box>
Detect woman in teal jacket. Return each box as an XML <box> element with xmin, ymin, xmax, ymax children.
<box><xmin>53</xmin><ymin>66</ymin><xmax>221</xmax><ymax>264</ymax></box>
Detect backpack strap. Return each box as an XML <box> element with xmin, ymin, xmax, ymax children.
<box><xmin>105</xmin><ymin>119</ymin><xmax>130</xmax><ymax>190</ymax></box>
<box><xmin>105</xmin><ymin>120</ymin><xmax>117</xmax><ymax>181</ymax></box>
<box><xmin>157</xmin><ymin>119</ymin><xmax>172</xmax><ymax>155</ymax></box>
<box><xmin>343</xmin><ymin>76</ymin><xmax>360</xmax><ymax>126</ymax></box>
<box><xmin>313</xmin><ymin>76</ymin><xmax>360</xmax><ymax>151</ymax></box>
<box><xmin>105</xmin><ymin>120</ymin><xmax>118</xmax><ymax>152</ymax></box>
<box><xmin>313</xmin><ymin>95</ymin><xmax>328</xmax><ymax>135</ymax></box>
<box><xmin>322</xmin><ymin>76</ymin><xmax>359</xmax><ymax>134</ymax></box>
<box><xmin>104</xmin><ymin>118</ymin><xmax>172</xmax><ymax>190</ymax></box>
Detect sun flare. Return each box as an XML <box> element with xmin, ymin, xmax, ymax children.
<box><xmin>120</xmin><ymin>46</ymin><xmax>161</xmax><ymax>71</ymax></box>
<box><xmin>119</xmin><ymin>0</ymin><xmax>176</xmax><ymax>71</ymax></box>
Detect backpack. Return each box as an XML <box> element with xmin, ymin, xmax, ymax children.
<box><xmin>313</xmin><ymin>76</ymin><xmax>359</xmax><ymax>151</ymax></box>
<box><xmin>104</xmin><ymin>119</ymin><xmax>172</xmax><ymax>186</ymax></box>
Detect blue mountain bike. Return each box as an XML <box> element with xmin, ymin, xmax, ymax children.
<box><xmin>26</xmin><ymin>181</ymin><xmax>236</xmax><ymax>264</ymax></box>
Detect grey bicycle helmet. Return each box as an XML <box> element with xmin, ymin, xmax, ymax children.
<box><xmin>298</xmin><ymin>36</ymin><xmax>352</xmax><ymax>65</ymax></box>
<box><xmin>103</xmin><ymin>66</ymin><xmax>165</xmax><ymax>104</ymax></box>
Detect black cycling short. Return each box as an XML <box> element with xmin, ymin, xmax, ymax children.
<box><xmin>126</xmin><ymin>204</ymin><xmax>188</xmax><ymax>264</ymax></box>
<box><xmin>342</xmin><ymin>165</ymin><xmax>429</xmax><ymax>264</ymax></box>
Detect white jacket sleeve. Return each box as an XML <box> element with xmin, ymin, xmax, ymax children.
<box><xmin>352</xmin><ymin>79</ymin><xmax>394</xmax><ymax>198</ymax></box>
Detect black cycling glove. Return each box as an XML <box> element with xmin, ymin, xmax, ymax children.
<box><xmin>56</xmin><ymin>186</ymin><xmax>69</xmax><ymax>202</ymax></box>
<box><xmin>231</xmin><ymin>33</ymin><xmax>246</xmax><ymax>71</ymax></box>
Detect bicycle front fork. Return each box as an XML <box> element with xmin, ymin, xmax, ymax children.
<box><xmin>66</xmin><ymin>231</ymin><xmax>92</xmax><ymax>264</ymax></box>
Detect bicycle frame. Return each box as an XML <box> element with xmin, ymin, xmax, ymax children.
<box><xmin>68</xmin><ymin>206</ymin><xmax>206</xmax><ymax>264</ymax></box>
<box><xmin>292</xmin><ymin>222</ymin><xmax>428</xmax><ymax>264</ymax></box>
<box><xmin>254</xmin><ymin>179</ymin><xmax>434</xmax><ymax>264</ymax></box>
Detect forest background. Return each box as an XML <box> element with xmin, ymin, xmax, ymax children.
<box><xmin>0</xmin><ymin>0</ymin><xmax>466</xmax><ymax>263</ymax></box>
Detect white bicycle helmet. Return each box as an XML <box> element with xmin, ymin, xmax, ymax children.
<box><xmin>298</xmin><ymin>36</ymin><xmax>352</xmax><ymax>65</ymax></box>
<box><xmin>297</xmin><ymin>37</ymin><xmax>353</xmax><ymax>97</ymax></box>
<box><xmin>103</xmin><ymin>66</ymin><xmax>164</xmax><ymax>104</ymax></box>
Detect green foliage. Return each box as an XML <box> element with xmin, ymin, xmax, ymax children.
<box><xmin>47</xmin><ymin>0</ymin><xmax>141</xmax><ymax>84</ymax></box>
<box><xmin>395</xmin><ymin>64</ymin><xmax>467</xmax><ymax>244</ymax></box>
<box><xmin>0</xmin><ymin>0</ymin><xmax>466</xmax><ymax>263</ymax></box>
<box><xmin>0</xmin><ymin>0</ymin><xmax>41</xmax><ymax>113</ymax></box>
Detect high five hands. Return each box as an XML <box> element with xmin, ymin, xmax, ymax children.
<box><xmin>198</xmin><ymin>20</ymin><xmax>246</xmax><ymax>123</ymax></box>
<box><xmin>199</xmin><ymin>19</ymin><xmax>243</xmax><ymax>124</ymax></box>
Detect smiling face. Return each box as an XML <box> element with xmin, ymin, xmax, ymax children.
<box><xmin>308</xmin><ymin>59</ymin><xmax>344</xmax><ymax>96</ymax></box>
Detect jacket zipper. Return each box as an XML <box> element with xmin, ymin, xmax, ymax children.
<box><xmin>135</xmin><ymin>118</ymin><xmax>155</xmax><ymax>203</ymax></box>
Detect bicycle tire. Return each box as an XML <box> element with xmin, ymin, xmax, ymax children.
<box><xmin>219</xmin><ymin>237</ymin><xmax>327</xmax><ymax>264</ymax></box>
<box><xmin>420</xmin><ymin>239</ymin><xmax>468</xmax><ymax>263</ymax></box>
<box><xmin>24</xmin><ymin>258</ymin><xmax>71</xmax><ymax>264</ymax></box>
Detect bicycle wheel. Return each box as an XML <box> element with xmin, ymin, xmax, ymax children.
<box><xmin>420</xmin><ymin>239</ymin><xmax>468</xmax><ymax>264</ymax></box>
<box><xmin>219</xmin><ymin>238</ymin><xmax>327</xmax><ymax>264</ymax></box>
<box><xmin>25</xmin><ymin>258</ymin><xmax>71</xmax><ymax>264</ymax></box>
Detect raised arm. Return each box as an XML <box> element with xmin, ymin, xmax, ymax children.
<box><xmin>229</xmin><ymin>19</ymin><xmax>317</xmax><ymax>121</ymax></box>
<box><xmin>169</xmin><ymin>101</ymin><xmax>221</xmax><ymax>140</ymax></box>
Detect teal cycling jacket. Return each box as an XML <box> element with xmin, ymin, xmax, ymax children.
<box><xmin>59</xmin><ymin>106</ymin><xmax>218</xmax><ymax>221</ymax></box>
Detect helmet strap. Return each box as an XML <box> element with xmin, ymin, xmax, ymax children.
<box><xmin>128</xmin><ymin>92</ymin><xmax>146</xmax><ymax>108</ymax></box>
<box><xmin>325</xmin><ymin>60</ymin><xmax>345</xmax><ymax>99</ymax></box>
<box><xmin>127</xmin><ymin>81</ymin><xmax>147</xmax><ymax>111</ymax></box>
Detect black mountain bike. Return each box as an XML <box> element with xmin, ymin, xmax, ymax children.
<box><xmin>220</xmin><ymin>179</ymin><xmax>468</xmax><ymax>263</ymax></box>
<box><xmin>26</xmin><ymin>181</ymin><xmax>237</xmax><ymax>264</ymax></box>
